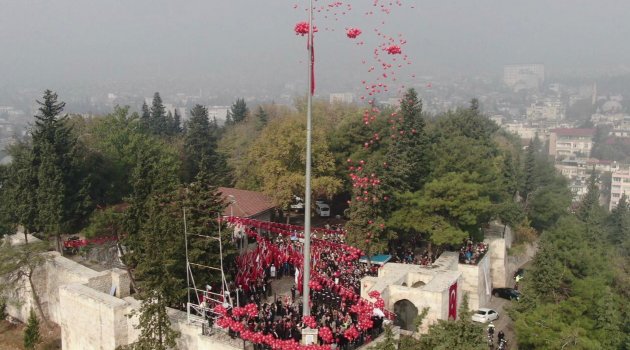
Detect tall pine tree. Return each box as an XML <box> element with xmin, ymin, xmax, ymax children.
<box><xmin>149</xmin><ymin>92</ymin><xmax>169</xmax><ymax>135</ymax></box>
<box><xmin>183</xmin><ymin>164</ymin><xmax>233</xmax><ymax>288</ymax></box>
<box><xmin>226</xmin><ymin>98</ymin><xmax>248</xmax><ymax>125</ymax></box>
<box><xmin>30</xmin><ymin>90</ymin><xmax>91</xmax><ymax>251</ymax></box>
<box><xmin>183</xmin><ymin>104</ymin><xmax>229</xmax><ymax>184</ymax></box>
<box><xmin>128</xmin><ymin>193</ymin><xmax>183</xmax><ymax>350</ymax></box>
<box><xmin>386</xmin><ymin>88</ymin><xmax>429</xmax><ymax>194</ymax></box>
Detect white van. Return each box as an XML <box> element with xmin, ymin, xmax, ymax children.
<box><xmin>315</xmin><ymin>203</ymin><xmax>330</xmax><ymax>217</ymax></box>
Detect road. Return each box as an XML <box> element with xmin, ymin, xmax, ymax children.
<box><xmin>485</xmin><ymin>295</ymin><xmax>516</xmax><ymax>349</ymax></box>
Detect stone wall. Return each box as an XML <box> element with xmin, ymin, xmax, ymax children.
<box><xmin>2</xmin><ymin>234</ymin><xmax>241</xmax><ymax>350</ymax></box>
<box><xmin>457</xmin><ymin>254</ymin><xmax>492</xmax><ymax>311</ymax></box>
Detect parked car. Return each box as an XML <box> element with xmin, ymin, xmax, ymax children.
<box><xmin>471</xmin><ymin>308</ymin><xmax>499</xmax><ymax>323</ymax></box>
<box><xmin>492</xmin><ymin>287</ymin><xmax>521</xmax><ymax>301</ymax></box>
<box><xmin>290</xmin><ymin>196</ymin><xmax>304</xmax><ymax>211</ymax></box>
<box><xmin>315</xmin><ymin>202</ymin><xmax>330</xmax><ymax>217</ymax></box>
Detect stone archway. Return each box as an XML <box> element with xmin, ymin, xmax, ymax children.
<box><xmin>394</xmin><ymin>299</ymin><xmax>418</xmax><ymax>331</ymax></box>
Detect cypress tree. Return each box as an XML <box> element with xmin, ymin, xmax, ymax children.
<box><xmin>35</xmin><ymin>142</ymin><xmax>65</xmax><ymax>251</ymax></box>
<box><xmin>23</xmin><ymin>308</ymin><xmax>41</xmax><ymax>350</ymax></box>
<box><xmin>128</xmin><ymin>192</ymin><xmax>183</xmax><ymax>350</ymax></box>
<box><xmin>172</xmin><ymin>109</ymin><xmax>182</xmax><ymax>134</ymax></box>
<box><xmin>150</xmin><ymin>92</ymin><xmax>168</xmax><ymax>135</ymax></box>
<box><xmin>30</xmin><ymin>90</ymin><xmax>90</xmax><ymax>251</ymax></box>
<box><xmin>141</xmin><ymin>101</ymin><xmax>151</xmax><ymax>130</ymax></box>
<box><xmin>522</xmin><ymin>137</ymin><xmax>539</xmax><ymax>201</ymax></box>
<box><xmin>608</xmin><ymin>193</ymin><xmax>630</xmax><ymax>244</ymax></box>
<box><xmin>577</xmin><ymin>168</ymin><xmax>601</xmax><ymax>222</ymax></box>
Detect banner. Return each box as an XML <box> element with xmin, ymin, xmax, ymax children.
<box><xmin>448</xmin><ymin>282</ymin><xmax>457</xmax><ymax>320</ymax></box>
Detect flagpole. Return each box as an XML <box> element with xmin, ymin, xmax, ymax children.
<box><xmin>302</xmin><ymin>0</ymin><xmax>313</xmax><ymax>320</ymax></box>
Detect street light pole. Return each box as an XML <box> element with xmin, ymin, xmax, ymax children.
<box><xmin>302</xmin><ymin>0</ymin><xmax>314</xmax><ymax>319</ymax></box>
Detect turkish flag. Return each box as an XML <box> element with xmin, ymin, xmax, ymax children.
<box><xmin>308</xmin><ymin>36</ymin><xmax>315</xmax><ymax>95</ymax></box>
<box><xmin>448</xmin><ymin>282</ymin><xmax>457</xmax><ymax>320</ymax></box>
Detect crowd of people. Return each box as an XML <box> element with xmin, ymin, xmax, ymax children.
<box><xmin>391</xmin><ymin>247</ymin><xmax>436</xmax><ymax>266</ymax></box>
<box><xmin>215</xmin><ymin>217</ymin><xmax>389</xmax><ymax>349</ymax></box>
<box><xmin>459</xmin><ymin>239</ymin><xmax>489</xmax><ymax>265</ymax></box>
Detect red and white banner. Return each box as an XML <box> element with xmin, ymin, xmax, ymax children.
<box><xmin>448</xmin><ymin>282</ymin><xmax>457</xmax><ymax>320</ymax></box>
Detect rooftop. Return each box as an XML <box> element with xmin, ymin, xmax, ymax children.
<box><xmin>218</xmin><ymin>187</ymin><xmax>276</xmax><ymax>218</ymax></box>
<box><xmin>551</xmin><ymin>128</ymin><xmax>596</xmax><ymax>137</ymax></box>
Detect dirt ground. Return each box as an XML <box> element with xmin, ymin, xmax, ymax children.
<box><xmin>0</xmin><ymin>320</ymin><xmax>61</xmax><ymax>350</ymax></box>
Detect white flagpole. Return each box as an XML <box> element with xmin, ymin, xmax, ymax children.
<box><xmin>302</xmin><ymin>0</ymin><xmax>314</xmax><ymax>319</ymax></box>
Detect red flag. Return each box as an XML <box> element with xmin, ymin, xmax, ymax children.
<box><xmin>448</xmin><ymin>282</ymin><xmax>457</xmax><ymax>320</ymax></box>
<box><xmin>308</xmin><ymin>35</ymin><xmax>315</xmax><ymax>95</ymax></box>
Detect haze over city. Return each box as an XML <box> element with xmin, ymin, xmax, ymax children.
<box><xmin>2</xmin><ymin>0</ymin><xmax>630</xmax><ymax>94</ymax></box>
<box><xmin>1</xmin><ymin>1</ymin><xmax>630</xmax><ymax>350</ymax></box>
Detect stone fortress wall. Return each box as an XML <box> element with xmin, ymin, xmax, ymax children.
<box><xmin>360</xmin><ymin>222</ymin><xmax>515</xmax><ymax>332</ymax></box>
<box><xmin>3</xmin><ymin>223</ymin><xmax>515</xmax><ymax>348</ymax></box>
<box><xmin>2</xmin><ymin>234</ymin><xmax>240</xmax><ymax>350</ymax></box>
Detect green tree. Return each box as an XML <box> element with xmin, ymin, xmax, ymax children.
<box><xmin>527</xmin><ymin>179</ymin><xmax>572</xmax><ymax>231</ymax></box>
<box><xmin>0</xmin><ymin>240</ymin><xmax>50</xmax><ymax>321</ymax></box>
<box><xmin>389</xmin><ymin>173</ymin><xmax>492</xmax><ymax>255</ymax></box>
<box><xmin>608</xmin><ymin>193</ymin><xmax>630</xmax><ymax>245</ymax></box>
<box><xmin>576</xmin><ymin>168</ymin><xmax>602</xmax><ymax>222</ymax></box>
<box><xmin>23</xmin><ymin>308</ymin><xmax>41</xmax><ymax>350</ymax></box>
<box><xmin>1</xmin><ymin>143</ymin><xmax>37</xmax><ymax>240</ymax></box>
<box><xmin>386</xmin><ymin>88</ymin><xmax>429</xmax><ymax>193</ymax></box>
<box><xmin>30</xmin><ymin>90</ymin><xmax>92</xmax><ymax>251</ymax></box>
<box><xmin>127</xmin><ymin>193</ymin><xmax>183</xmax><ymax>350</ymax></box>
<box><xmin>255</xmin><ymin>106</ymin><xmax>268</xmax><ymax>129</ymax></box>
<box><xmin>522</xmin><ymin>136</ymin><xmax>542</xmax><ymax>200</ymax></box>
<box><xmin>226</xmin><ymin>98</ymin><xmax>248</xmax><ymax>125</ymax></box>
<box><xmin>183</xmin><ymin>105</ymin><xmax>229</xmax><ymax>184</ymax></box>
<box><xmin>141</xmin><ymin>101</ymin><xmax>151</xmax><ymax>130</ymax></box>
<box><xmin>372</xmin><ymin>324</ymin><xmax>398</xmax><ymax>350</ymax></box>
<box><xmin>526</xmin><ymin>242</ymin><xmax>565</xmax><ymax>302</ymax></box>
<box><xmin>183</xmin><ymin>166</ymin><xmax>234</xmax><ymax>287</ymax></box>
<box><xmin>244</xmin><ymin>116</ymin><xmax>342</xmax><ymax>219</ymax></box>
<box><xmin>148</xmin><ymin>92</ymin><xmax>169</xmax><ymax>135</ymax></box>
<box><xmin>122</xmin><ymin>133</ymin><xmax>180</xmax><ymax>271</ymax></box>
<box><xmin>411</xmin><ymin>294</ymin><xmax>485</xmax><ymax>350</ymax></box>
<box><xmin>172</xmin><ymin>109</ymin><xmax>182</xmax><ymax>134</ymax></box>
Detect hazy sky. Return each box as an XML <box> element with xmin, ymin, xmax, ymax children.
<box><xmin>1</xmin><ymin>0</ymin><xmax>630</xmax><ymax>92</ymax></box>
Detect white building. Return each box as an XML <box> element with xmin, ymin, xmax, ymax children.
<box><xmin>503</xmin><ymin>64</ymin><xmax>545</xmax><ymax>91</ymax></box>
<box><xmin>526</xmin><ymin>99</ymin><xmax>566</xmax><ymax>121</ymax></box>
<box><xmin>548</xmin><ymin>128</ymin><xmax>596</xmax><ymax>159</ymax></box>
<box><xmin>207</xmin><ymin>106</ymin><xmax>229</xmax><ymax>125</ymax></box>
<box><xmin>610</xmin><ymin>166</ymin><xmax>630</xmax><ymax>210</ymax></box>
<box><xmin>329</xmin><ymin>93</ymin><xmax>355</xmax><ymax>104</ymax></box>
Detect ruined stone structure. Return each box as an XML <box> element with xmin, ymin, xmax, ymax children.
<box><xmin>360</xmin><ymin>223</ymin><xmax>514</xmax><ymax>332</ymax></box>
<box><xmin>2</xmin><ymin>234</ymin><xmax>240</xmax><ymax>350</ymax></box>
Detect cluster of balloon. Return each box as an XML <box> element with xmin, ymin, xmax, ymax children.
<box><xmin>303</xmin><ymin>315</ymin><xmax>318</xmax><ymax>329</ymax></box>
<box><xmin>368</xmin><ymin>290</ymin><xmax>386</xmax><ymax>309</ymax></box>
<box><xmin>217</xmin><ymin>310</ymin><xmax>333</xmax><ymax>350</ymax></box>
<box><xmin>291</xmin><ymin>1</ymin><xmax>419</xmax><ymax>220</ymax></box>
<box><xmin>294</xmin><ymin>21</ymin><xmax>318</xmax><ymax>36</ymax></box>
<box><xmin>343</xmin><ymin>325</ymin><xmax>360</xmax><ymax>341</ymax></box>
<box><xmin>346</xmin><ymin>27</ymin><xmax>362</xmax><ymax>38</ymax></box>
<box><xmin>318</xmin><ymin>326</ymin><xmax>334</xmax><ymax>344</ymax></box>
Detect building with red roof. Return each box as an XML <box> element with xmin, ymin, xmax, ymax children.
<box><xmin>548</xmin><ymin>128</ymin><xmax>596</xmax><ymax>159</ymax></box>
<box><xmin>218</xmin><ymin>187</ymin><xmax>277</xmax><ymax>221</ymax></box>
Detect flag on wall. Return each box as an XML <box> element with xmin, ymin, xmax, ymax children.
<box><xmin>448</xmin><ymin>282</ymin><xmax>458</xmax><ymax>320</ymax></box>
